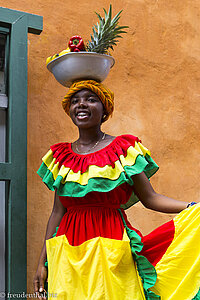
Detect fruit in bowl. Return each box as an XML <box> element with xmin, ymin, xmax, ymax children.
<box><xmin>47</xmin><ymin>52</ymin><xmax>115</xmax><ymax>87</ymax></box>
<box><xmin>46</xmin><ymin>5</ymin><xmax>128</xmax><ymax>86</ymax></box>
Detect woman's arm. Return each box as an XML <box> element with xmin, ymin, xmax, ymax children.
<box><xmin>132</xmin><ymin>172</ymin><xmax>191</xmax><ymax>213</ymax></box>
<box><xmin>33</xmin><ymin>191</ymin><xmax>67</xmax><ymax>296</ymax></box>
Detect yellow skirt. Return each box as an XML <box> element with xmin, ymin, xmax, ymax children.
<box><xmin>46</xmin><ymin>204</ymin><xmax>200</xmax><ymax>300</ymax></box>
<box><xmin>151</xmin><ymin>203</ymin><xmax>200</xmax><ymax>300</ymax></box>
<box><xmin>46</xmin><ymin>231</ymin><xmax>145</xmax><ymax>299</ymax></box>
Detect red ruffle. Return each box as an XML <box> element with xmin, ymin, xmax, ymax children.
<box><xmin>50</xmin><ymin>135</ymin><xmax>141</xmax><ymax>173</ymax></box>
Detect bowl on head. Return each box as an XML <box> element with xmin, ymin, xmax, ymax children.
<box><xmin>47</xmin><ymin>52</ymin><xmax>115</xmax><ymax>87</ymax></box>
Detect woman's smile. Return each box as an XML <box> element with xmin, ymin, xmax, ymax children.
<box><xmin>75</xmin><ymin>110</ymin><xmax>91</xmax><ymax>120</ymax></box>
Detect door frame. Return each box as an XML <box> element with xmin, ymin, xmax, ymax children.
<box><xmin>0</xmin><ymin>7</ymin><xmax>43</xmax><ymax>295</ymax></box>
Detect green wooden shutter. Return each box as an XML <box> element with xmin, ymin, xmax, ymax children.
<box><xmin>0</xmin><ymin>7</ymin><xmax>43</xmax><ymax>297</ymax></box>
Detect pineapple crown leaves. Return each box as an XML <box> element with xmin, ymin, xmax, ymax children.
<box><xmin>86</xmin><ymin>5</ymin><xmax>129</xmax><ymax>54</ymax></box>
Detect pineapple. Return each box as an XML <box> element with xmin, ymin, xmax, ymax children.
<box><xmin>86</xmin><ymin>5</ymin><xmax>128</xmax><ymax>54</ymax></box>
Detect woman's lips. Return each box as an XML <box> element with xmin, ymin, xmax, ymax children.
<box><xmin>76</xmin><ymin>111</ymin><xmax>90</xmax><ymax>120</ymax></box>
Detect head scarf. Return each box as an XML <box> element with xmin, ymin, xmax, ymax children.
<box><xmin>62</xmin><ymin>80</ymin><xmax>114</xmax><ymax>122</ymax></box>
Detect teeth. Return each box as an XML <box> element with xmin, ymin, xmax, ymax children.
<box><xmin>77</xmin><ymin>112</ymin><xmax>88</xmax><ymax>116</ymax></box>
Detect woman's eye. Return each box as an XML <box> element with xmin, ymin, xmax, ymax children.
<box><xmin>71</xmin><ymin>99</ymin><xmax>78</xmax><ymax>104</ymax></box>
<box><xmin>87</xmin><ymin>97</ymin><xmax>97</xmax><ymax>102</ymax></box>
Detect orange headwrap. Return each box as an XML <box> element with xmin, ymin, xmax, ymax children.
<box><xmin>62</xmin><ymin>80</ymin><xmax>114</xmax><ymax>122</ymax></box>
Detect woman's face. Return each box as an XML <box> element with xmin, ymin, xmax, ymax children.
<box><xmin>69</xmin><ymin>89</ymin><xmax>104</xmax><ymax>129</ymax></box>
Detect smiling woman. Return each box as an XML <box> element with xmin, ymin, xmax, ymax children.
<box><xmin>62</xmin><ymin>79</ymin><xmax>114</xmax><ymax>122</ymax></box>
<box><xmin>34</xmin><ymin>79</ymin><xmax>200</xmax><ymax>300</ymax></box>
<box><xmin>70</xmin><ymin>89</ymin><xmax>104</xmax><ymax>126</ymax></box>
<box><xmin>69</xmin><ymin>89</ymin><xmax>116</xmax><ymax>154</ymax></box>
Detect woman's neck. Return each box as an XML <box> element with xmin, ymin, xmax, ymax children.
<box><xmin>77</xmin><ymin>127</ymin><xmax>103</xmax><ymax>144</ymax></box>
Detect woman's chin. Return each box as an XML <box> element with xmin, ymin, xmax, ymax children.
<box><xmin>71</xmin><ymin>116</ymin><xmax>102</xmax><ymax>129</ymax></box>
<box><xmin>72</xmin><ymin>119</ymin><xmax>95</xmax><ymax>129</ymax></box>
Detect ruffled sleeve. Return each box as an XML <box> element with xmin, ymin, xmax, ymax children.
<box><xmin>37</xmin><ymin>135</ymin><xmax>159</xmax><ymax>207</ymax></box>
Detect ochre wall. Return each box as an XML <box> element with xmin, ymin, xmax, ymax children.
<box><xmin>2</xmin><ymin>0</ymin><xmax>200</xmax><ymax>294</ymax></box>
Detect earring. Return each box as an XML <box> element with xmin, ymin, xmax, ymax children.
<box><xmin>101</xmin><ymin>114</ymin><xmax>107</xmax><ymax>122</ymax></box>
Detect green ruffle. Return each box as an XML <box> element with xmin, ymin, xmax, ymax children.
<box><xmin>37</xmin><ymin>153</ymin><xmax>158</xmax><ymax>208</ymax></box>
<box><xmin>118</xmin><ymin>209</ymin><xmax>160</xmax><ymax>300</ymax></box>
<box><xmin>192</xmin><ymin>289</ymin><xmax>200</xmax><ymax>299</ymax></box>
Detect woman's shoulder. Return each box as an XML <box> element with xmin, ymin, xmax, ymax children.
<box><xmin>116</xmin><ymin>134</ymin><xmax>142</xmax><ymax>144</ymax></box>
<box><xmin>105</xmin><ymin>134</ymin><xmax>142</xmax><ymax>150</ymax></box>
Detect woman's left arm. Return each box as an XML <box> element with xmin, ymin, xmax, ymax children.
<box><xmin>132</xmin><ymin>172</ymin><xmax>192</xmax><ymax>213</ymax></box>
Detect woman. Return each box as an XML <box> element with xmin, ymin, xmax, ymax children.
<box><xmin>34</xmin><ymin>80</ymin><xmax>200</xmax><ymax>299</ymax></box>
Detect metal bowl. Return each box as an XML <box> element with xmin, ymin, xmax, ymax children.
<box><xmin>47</xmin><ymin>52</ymin><xmax>115</xmax><ymax>87</ymax></box>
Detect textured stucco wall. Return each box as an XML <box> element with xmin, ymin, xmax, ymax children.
<box><xmin>2</xmin><ymin>0</ymin><xmax>200</xmax><ymax>294</ymax></box>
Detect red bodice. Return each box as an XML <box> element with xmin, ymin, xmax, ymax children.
<box><xmin>56</xmin><ymin>183</ymin><xmax>139</xmax><ymax>246</ymax></box>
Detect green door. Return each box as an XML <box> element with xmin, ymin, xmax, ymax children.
<box><xmin>0</xmin><ymin>7</ymin><xmax>43</xmax><ymax>298</ymax></box>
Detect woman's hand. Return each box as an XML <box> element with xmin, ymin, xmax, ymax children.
<box><xmin>33</xmin><ymin>191</ymin><xmax>67</xmax><ymax>298</ymax></box>
<box><xmin>33</xmin><ymin>264</ymin><xmax>48</xmax><ymax>299</ymax></box>
<box><xmin>132</xmin><ymin>172</ymin><xmax>190</xmax><ymax>213</ymax></box>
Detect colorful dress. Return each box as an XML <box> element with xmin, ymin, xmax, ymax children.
<box><xmin>37</xmin><ymin>135</ymin><xmax>200</xmax><ymax>300</ymax></box>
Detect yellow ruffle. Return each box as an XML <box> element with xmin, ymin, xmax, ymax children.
<box><xmin>42</xmin><ymin>142</ymin><xmax>151</xmax><ymax>186</ymax></box>
<box><xmin>151</xmin><ymin>203</ymin><xmax>200</xmax><ymax>300</ymax></box>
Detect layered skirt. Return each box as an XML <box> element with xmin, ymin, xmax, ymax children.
<box><xmin>46</xmin><ymin>203</ymin><xmax>200</xmax><ymax>300</ymax></box>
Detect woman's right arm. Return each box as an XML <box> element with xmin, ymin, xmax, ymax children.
<box><xmin>33</xmin><ymin>191</ymin><xmax>67</xmax><ymax>296</ymax></box>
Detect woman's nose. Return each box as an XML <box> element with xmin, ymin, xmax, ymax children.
<box><xmin>78</xmin><ymin>98</ymin><xmax>88</xmax><ymax>107</ymax></box>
